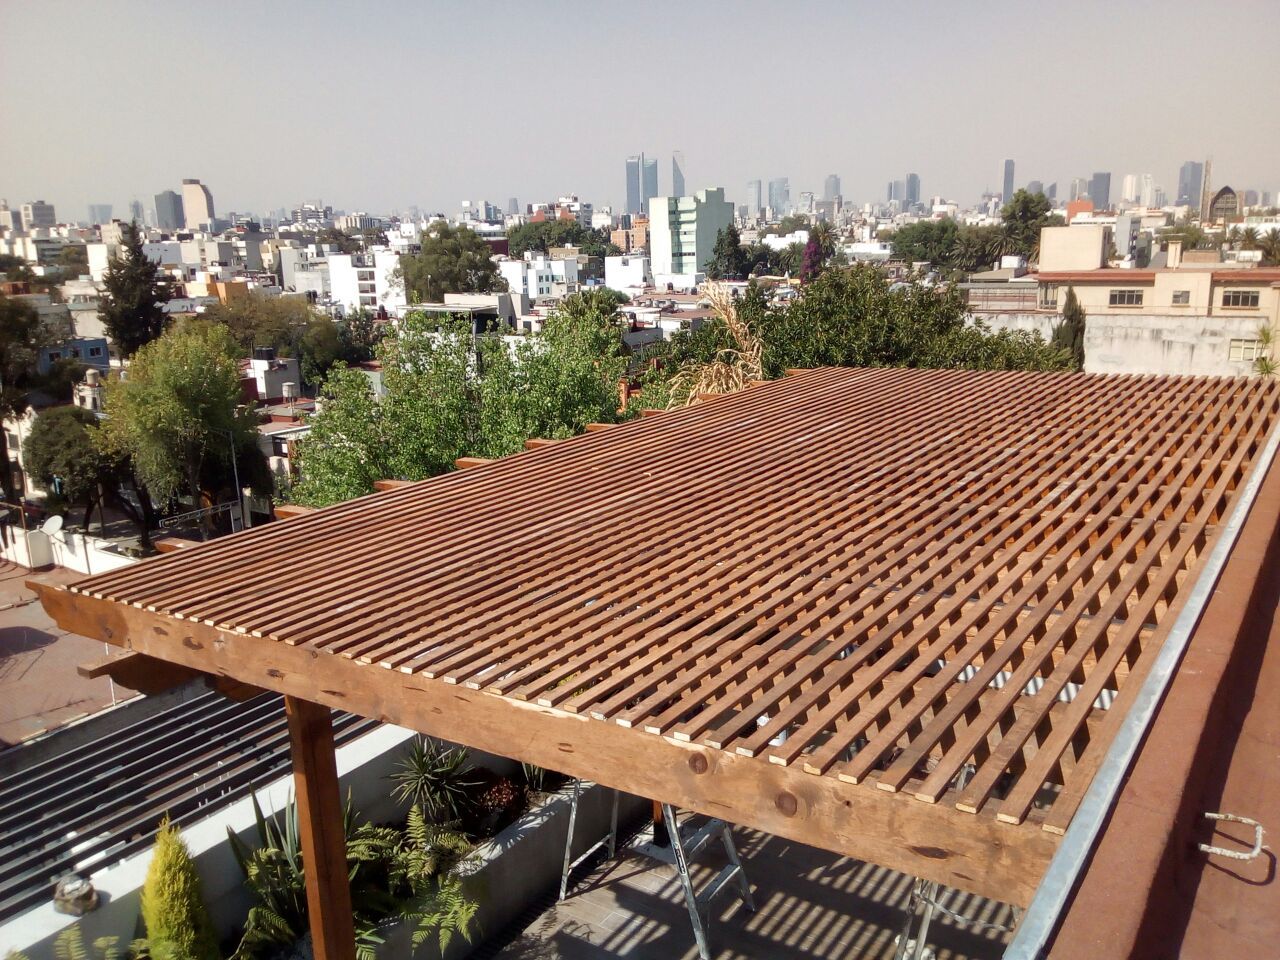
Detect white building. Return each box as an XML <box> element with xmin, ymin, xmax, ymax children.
<box><xmin>604</xmin><ymin>255</ymin><xmax>652</xmax><ymax>296</ymax></box>
<box><xmin>181</xmin><ymin>179</ymin><xmax>215</xmax><ymax>229</ymax></box>
<box><xmin>20</xmin><ymin>201</ymin><xmax>56</xmax><ymax>230</ymax></box>
<box><xmin>328</xmin><ymin>251</ymin><xmax>406</xmax><ymax>315</ymax></box>
<box><xmin>648</xmin><ymin>187</ymin><xmax>734</xmax><ymax>279</ymax></box>
<box><xmin>497</xmin><ymin>254</ymin><xmax>580</xmax><ymax>301</ymax></box>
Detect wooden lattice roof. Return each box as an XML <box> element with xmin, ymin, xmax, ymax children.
<box><xmin>37</xmin><ymin>367</ymin><xmax>1280</xmax><ymax>906</ymax></box>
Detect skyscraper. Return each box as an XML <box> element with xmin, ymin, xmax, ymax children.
<box><xmin>181</xmin><ymin>179</ymin><xmax>215</xmax><ymax>229</ymax></box>
<box><xmin>672</xmin><ymin>151</ymin><xmax>686</xmax><ymax>198</ymax></box>
<box><xmin>642</xmin><ymin>157</ymin><xmax>658</xmax><ymax>213</ymax></box>
<box><xmin>626</xmin><ymin>156</ymin><xmax>642</xmax><ymax>215</ymax></box>
<box><xmin>746</xmin><ymin>180</ymin><xmax>763</xmax><ymax>216</ymax></box>
<box><xmin>1046</xmin><ymin>183</ymin><xmax>1058</xmax><ymax>202</ymax></box>
<box><xmin>1002</xmin><ymin>159</ymin><xmax>1015</xmax><ymax>202</ymax></box>
<box><xmin>1070</xmin><ymin>178</ymin><xmax>1090</xmax><ymax>201</ymax></box>
<box><xmin>1176</xmin><ymin>161</ymin><xmax>1205</xmax><ymax>207</ymax></box>
<box><xmin>823</xmin><ymin>174</ymin><xmax>841</xmax><ymax>202</ymax></box>
<box><xmin>1088</xmin><ymin>172</ymin><xmax>1111</xmax><ymax>211</ymax></box>
<box><xmin>129</xmin><ymin>200</ymin><xmax>144</xmax><ymax>224</ymax></box>
<box><xmin>767</xmin><ymin>178</ymin><xmax>790</xmax><ymax>215</ymax></box>
<box><xmin>1139</xmin><ymin>174</ymin><xmax>1155</xmax><ymax>208</ymax></box>
<box><xmin>87</xmin><ymin>204</ymin><xmax>113</xmax><ymax>224</ymax></box>
<box><xmin>889</xmin><ymin>180</ymin><xmax>906</xmax><ymax>206</ymax></box>
<box><xmin>1121</xmin><ymin>174</ymin><xmax>1140</xmax><ymax>204</ymax></box>
<box><xmin>1026</xmin><ymin>180</ymin><xmax>1044</xmax><ymax>197</ymax></box>
<box><xmin>507</xmin><ymin>197</ymin><xmax>519</xmax><ymax>216</ymax></box>
<box><xmin>905</xmin><ymin>173</ymin><xmax>920</xmax><ymax>206</ymax></box>
<box><xmin>155</xmin><ymin>189</ymin><xmax>184</xmax><ymax>230</ymax></box>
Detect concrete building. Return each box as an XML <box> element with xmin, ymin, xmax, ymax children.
<box><xmin>154</xmin><ymin>190</ymin><xmax>184</xmax><ymax>231</ymax></box>
<box><xmin>87</xmin><ymin>205</ymin><xmax>112</xmax><ymax>225</ymax></box>
<box><xmin>20</xmin><ymin>201</ymin><xmax>56</xmax><ymax>230</ymax></box>
<box><xmin>823</xmin><ymin>174</ymin><xmax>841</xmax><ymax>202</ymax></box>
<box><xmin>1002</xmin><ymin>159</ymin><xmax>1015</xmax><ymax>202</ymax></box>
<box><xmin>968</xmin><ymin>226</ymin><xmax>1280</xmax><ymax>377</ymax></box>
<box><xmin>181</xmin><ymin>179</ymin><xmax>215</xmax><ymax>229</ymax></box>
<box><xmin>328</xmin><ymin>251</ymin><xmax>406</xmax><ymax>315</ymax></box>
<box><xmin>746</xmin><ymin>180</ymin><xmax>763</xmax><ymax>217</ymax></box>
<box><xmin>1208</xmin><ymin>186</ymin><xmax>1239</xmax><ymax>223</ymax></box>
<box><xmin>648</xmin><ymin>188</ymin><xmax>733</xmax><ymax>279</ymax></box>
<box><xmin>625</xmin><ymin>156</ymin><xmax>642</xmax><ymax>215</ymax></box>
<box><xmin>1177</xmin><ymin>161</ymin><xmax>1205</xmax><ymax>207</ymax></box>
<box><xmin>1070</xmin><ymin>178</ymin><xmax>1090</xmax><ymax>201</ymax></box>
<box><xmin>497</xmin><ymin>253</ymin><xmax>580</xmax><ymax>301</ymax></box>
<box><xmin>905</xmin><ymin>173</ymin><xmax>921</xmax><ymax>207</ymax></box>
<box><xmin>671</xmin><ymin>152</ymin><xmax>685</xmax><ymax>198</ymax></box>
<box><xmin>604</xmin><ymin>255</ymin><xmax>651</xmax><ymax>295</ymax></box>
<box><xmin>610</xmin><ymin>215</ymin><xmax>648</xmax><ymax>255</ymax></box>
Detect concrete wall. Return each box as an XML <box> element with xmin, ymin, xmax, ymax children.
<box><xmin>0</xmin><ymin>527</ymin><xmax>138</xmax><ymax>575</ymax></box>
<box><xmin>377</xmin><ymin>781</ymin><xmax>647</xmax><ymax>960</ymax></box>
<box><xmin>976</xmin><ymin>311</ymin><xmax>1269</xmax><ymax>377</ymax></box>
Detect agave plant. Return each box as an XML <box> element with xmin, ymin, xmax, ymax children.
<box><xmin>389</xmin><ymin>737</ymin><xmax>481</xmax><ymax>823</ymax></box>
<box><xmin>666</xmin><ymin>283</ymin><xmax>764</xmax><ymax>409</ymax></box>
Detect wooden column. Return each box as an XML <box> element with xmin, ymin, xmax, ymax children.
<box><xmin>285</xmin><ymin>696</ymin><xmax>356</xmax><ymax>960</ymax></box>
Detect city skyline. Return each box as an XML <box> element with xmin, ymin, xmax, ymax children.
<box><xmin>2</xmin><ymin>0</ymin><xmax>1278</xmax><ymax>217</ymax></box>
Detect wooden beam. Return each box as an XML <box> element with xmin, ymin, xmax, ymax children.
<box><xmin>35</xmin><ymin>582</ymin><xmax>1058</xmax><ymax>905</ymax></box>
<box><xmin>373</xmin><ymin>479</ymin><xmax>413</xmax><ymax>491</ymax></box>
<box><xmin>523</xmin><ymin>438</ymin><xmax>560</xmax><ymax>450</ymax></box>
<box><xmin>639</xmin><ymin>408</ymin><xmax>666</xmax><ymax>418</ymax></box>
<box><xmin>77</xmin><ymin>649</ymin><xmax>202</xmax><ymax>695</ymax></box>
<box><xmin>454</xmin><ymin>457</ymin><xmax>491</xmax><ymax>470</ymax></box>
<box><xmin>583</xmin><ymin>423</ymin><xmax>615</xmax><ymax>432</ymax></box>
<box><xmin>275</xmin><ymin>504</ymin><xmax>317</xmax><ymax>521</ymax></box>
<box><xmin>285</xmin><ymin>696</ymin><xmax>356</xmax><ymax>960</ymax></box>
<box><xmin>207</xmin><ymin>675</ymin><xmax>269</xmax><ymax>702</ymax></box>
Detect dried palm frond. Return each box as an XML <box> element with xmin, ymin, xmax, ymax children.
<box><xmin>666</xmin><ymin>282</ymin><xmax>764</xmax><ymax>409</ymax></box>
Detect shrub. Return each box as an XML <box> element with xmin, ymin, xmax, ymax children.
<box><xmin>140</xmin><ymin>818</ymin><xmax>220</xmax><ymax>960</ymax></box>
<box><xmin>389</xmin><ymin>738</ymin><xmax>480</xmax><ymax>822</ymax></box>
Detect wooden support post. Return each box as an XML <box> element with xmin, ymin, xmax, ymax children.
<box><xmin>285</xmin><ymin>696</ymin><xmax>355</xmax><ymax>960</ymax></box>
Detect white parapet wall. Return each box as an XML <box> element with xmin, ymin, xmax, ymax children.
<box><xmin>0</xmin><ymin>724</ymin><xmax>418</xmax><ymax>959</ymax></box>
<box><xmin>0</xmin><ymin>528</ymin><xmax>137</xmax><ymax>575</ymax></box>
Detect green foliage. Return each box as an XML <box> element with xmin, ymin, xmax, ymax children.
<box><xmin>890</xmin><ymin>218</ymin><xmax>961</xmax><ymax>265</ymax></box>
<box><xmin>389</xmin><ymin>737</ymin><xmax>480</xmax><ymax>822</ymax></box>
<box><xmin>58</xmin><ymin>244</ymin><xmax>89</xmax><ymax>276</ymax></box>
<box><xmin>1051</xmin><ymin>287</ymin><xmax>1087</xmax><ymax>372</ymax></box>
<box><xmin>100</xmin><ymin>321</ymin><xmax>268</xmax><ymax>511</ymax></box>
<box><xmin>98</xmin><ymin>221</ymin><xmax>172</xmax><ymax>356</ymax></box>
<box><xmin>506</xmin><ymin>219</ymin><xmax>613</xmax><ymax>260</ymax></box>
<box><xmin>299</xmin><ymin>317</ymin><xmax>343</xmax><ymax>384</ymax></box>
<box><xmin>397</xmin><ymin>223</ymin><xmax>506</xmax><ymax>302</ymax></box>
<box><xmin>25</xmin><ymin>406</ymin><xmax>126</xmax><ymax>526</ymax></box>
<box><xmin>747</xmin><ymin>266</ymin><xmax>1069</xmax><ymax>377</ymax></box>
<box><xmin>997</xmin><ymin>189</ymin><xmax>1057</xmax><ymax>259</ymax></box>
<box><xmin>0</xmin><ymin>295</ymin><xmax>46</xmax><ymax>420</ymax></box>
<box><xmin>295</xmin><ymin>292</ymin><xmax>627</xmax><ymax>506</ymax></box>
<box><xmin>764</xmin><ymin>214</ymin><xmax>810</xmax><ymax>236</ymax></box>
<box><xmin>202</xmin><ymin>293</ymin><xmax>317</xmax><ymax>357</ymax></box>
<box><xmin>704</xmin><ymin>225</ymin><xmax>748</xmax><ymax>280</ymax></box>
<box><xmin>228</xmin><ymin>793</ymin><xmax>474</xmax><ymax>960</ymax></box>
<box><xmin>140</xmin><ymin>818</ymin><xmax>220</xmax><ymax>960</ymax></box>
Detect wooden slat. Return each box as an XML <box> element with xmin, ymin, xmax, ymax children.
<box><xmin>454</xmin><ymin>457</ymin><xmax>491</xmax><ymax>470</ymax></box>
<box><xmin>36</xmin><ymin>368</ymin><xmax>1280</xmax><ymax>907</ymax></box>
<box><xmin>373</xmin><ymin>479</ymin><xmax>413</xmax><ymax>491</ymax></box>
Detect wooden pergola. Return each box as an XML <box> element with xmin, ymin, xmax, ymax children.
<box><xmin>33</xmin><ymin>368</ymin><xmax>1280</xmax><ymax>959</ymax></box>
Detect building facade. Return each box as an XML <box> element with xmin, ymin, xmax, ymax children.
<box><xmin>20</xmin><ymin>201</ymin><xmax>55</xmax><ymax>230</ymax></box>
<box><xmin>1177</xmin><ymin>161</ymin><xmax>1204</xmax><ymax>207</ymax></box>
<box><xmin>181</xmin><ymin>179</ymin><xmax>215</xmax><ymax>229</ymax></box>
<box><xmin>1002</xmin><ymin>159</ymin><xmax>1015</xmax><ymax>202</ymax></box>
<box><xmin>154</xmin><ymin>190</ymin><xmax>184</xmax><ymax>230</ymax></box>
<box><xmin>648</xmin><ymin>188</ymin><xmax>733</xmax><ymax>278</ymax></box>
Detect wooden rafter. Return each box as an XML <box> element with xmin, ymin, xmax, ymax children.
<box><xmin>35</xmin><ymin>368</ymin><xmax>1280</xmax><ymax>907</ymax></box>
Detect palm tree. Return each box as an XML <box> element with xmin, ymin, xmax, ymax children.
<box><xmin>1240</xmin><ymin>227</ymin><xmax>1261</xmax><ymax>251</ymax></box>
<box><xmin>1259</xmin><ymin>232</ymin><xmax>1280</xmax><ymax>266</ymax></box>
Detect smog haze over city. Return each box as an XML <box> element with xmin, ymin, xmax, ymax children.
<box><xmin>3</xmin><ymin>0</ymin><xmax>1278</xmax><ymax>216</ymax></box>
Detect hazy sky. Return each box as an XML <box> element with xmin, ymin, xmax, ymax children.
<box><xmin>3</xmin><ymin>0</ymin><xmax>1278</xmax><ymax>221</ymax></box>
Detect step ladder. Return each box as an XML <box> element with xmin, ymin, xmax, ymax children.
<box><xmin>636</xmin><ymin>804</ymin><xmax>756</xmax><ymax>960</ymax></box>
<box><xmin>559</xmin><ymin>778</ymin><xmax>620</xmax><ymax>901</ymax></box>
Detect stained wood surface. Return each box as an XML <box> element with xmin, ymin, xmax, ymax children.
<box><xmin>40</xmin><ymin>368</ymin><xmax>1280</xmax><ymax>903</ymax></box>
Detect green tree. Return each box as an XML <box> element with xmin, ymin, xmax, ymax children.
<box><xmin>140</xmin><ymin>818</ymin><xmax>220</xmax><ymax>960</ymax></box>
<box><xmin>764</xmin><ymin>214</ymin><xmax>810</xmax><ymax>236</ymax></box>
<box><xmin>299</xmin><ymin>317</ymin><xmax>344</xmax><ymax>384</ymax></box>
<box><xmin>998</xmin><ymin>189</ymin><xmax>1057</xmax><ymax>260</ymax></box>
<box><xmin>397</xmin><ymin>224</ymin><xmax>506</xmax><ymax>302</ymax></box>
<box><xmin>292</xmin><ymin>364</ymin><xmax>391</xmax><ymax>506</ymax></box>
<box><xmin>339</xmin><ymin>308</ymin><xmax>383</xmax><ymax>364</ymax></box>
<box><xmin>704</xmin><ymin>225</ymin><xmax>748</xmax><ymax>280</ymax></box>
<box><xmin>891</xmin><ymin>219</ymin><xmax>960</xmax><ymax>265</ymax></box>
<box><xmin>1260</xmin><ymin>232</ymin><xmax>1280</xmax><ymax>266</ymax></box>
<box><xmin>1051</xmin><ymin>287</ymin><xmax>1087</xmax><ymax>372</ymax></box>
<box><xmin>101</xmin><ymin>321</ymin><xmax>267</xmax><ymax>532</ymax></box>
<box><xmin>98</xmin><ymin>221</ymin><xmax>172</xmax><ymax>356</ymax></box>
<box><xmin>752</xmin><ymin>265</ymin><xmax>1069</xmax><ymax>377</ymax></box>
<box><xmin>0</xmin><ymin>295</ymin><xmax>49</xmax><ymax>502</ymax></box>
<box><xmin>202</xmin><ymin>292</ymin><xmax>316</xmax><ymax>356</ymax></box>
<box><xmin>57</xmin><ymin>244</ymin><xmax>89</xmax><ymax>277</ymax></box>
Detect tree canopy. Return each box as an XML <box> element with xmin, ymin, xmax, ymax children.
<box><xmin>101</xmin><ymin>320</ymin><xmax>267</xmax><ymax>528</ymax></box>
<box><xmin>1051</xmin><ymin>286</ymin><xmax>1087</xmax><ymax>372</ymax></box>
<box><xmin>98</xmin><ymin>221</ymin><xmax>172</xmax><ymax>355</ymax></box>
<box><xmin>397</xmin><ymin>224</ymin><xmax>506</xmax><ymax>303</ymax></box>
<box><xmin>294</xmin><ymin>291</ymin><xmax>628</xmax><ymax>506</ymax></box>
<box><xmin>704</xmin><ymin>225</ymin><xmax>748</xmax><ymax>280</ymax></box>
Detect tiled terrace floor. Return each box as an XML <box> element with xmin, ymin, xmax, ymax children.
<box><xmin>497</xmin><ymin>823</ymin><xmax>1014</xmax><ymax>959</ymax></box>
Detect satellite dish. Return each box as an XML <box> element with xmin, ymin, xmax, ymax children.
<box><xmin>41</xmin><ymin>515</ymin><xmax>64</xmax><ymax>535</ymax></box>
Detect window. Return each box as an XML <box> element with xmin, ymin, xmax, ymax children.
<box><xmin>88</xmin><ymin>346</ymin><xmax>103</xmax><ymax>357</ymax></box>
<box><xmin>1172</xmin><ymin>290</ymin><xmax>1190</xmax><ymax>305</ymax></box>
<box><xmin>1039</xmin><ymin>284</ymin><xmax>1058</xmax><ymax>309</ymax></box>
<box><xmin>1229</xmin><ymin>339</ymin><xmax>1264</xmax><ymax>363</ymax></box>
<box><xmin>1109</xmin><ymin>289</ymin><xmax>1144</xmax><ymax>306</ymax></box>
<box><xmin>1222</xmin><ymin>290</ymin><xmax>1261</xmax><ymax>309</ymax></box>
<box><xmin>47</xmin><ymin>351</ymin><xmax>62</xmax><ymax>362</ymax></box>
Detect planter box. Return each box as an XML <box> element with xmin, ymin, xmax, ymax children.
<box><xmin>377</xmin><ymin>781</ymin><xmax>646</xmax><ymax>959</ymax></box>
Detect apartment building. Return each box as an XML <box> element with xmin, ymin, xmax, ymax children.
<box><xmin>648</xmin><ymin>188</ymin><xmax>733</xmax><ymax>281</ymax></box>
<box><xmin>328</xmin><ymin>251</ymin><xmax>406</xmax><ymax>314</ymax></box>
<box><xmin>497</xmin><ymin>253</ymin><xmax>579</xmax><ymax>301</ymax></box>
<box><xmin>967</xmin><ymin>226</ymin><xmax>1280</xmax><ymax>376</ymax></box>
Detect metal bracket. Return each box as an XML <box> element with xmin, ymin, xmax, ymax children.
<box><xmin>1198</xmin><ymin>811</ymin><xmax>1266</xmax><ymax>862</ymax></box>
